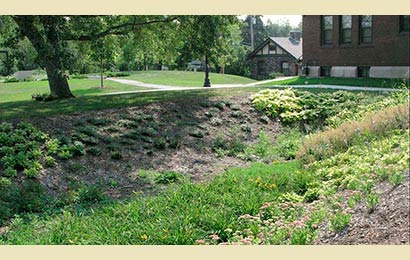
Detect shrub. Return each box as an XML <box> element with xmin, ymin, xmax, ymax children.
<box><xmin>105</xmin><ymin>72</ymin><xmax>131</xmax><ymax>77</ymax></box>
<box><xmin>389</xmin><ymin>172</ymin><xmax>404</xmax><ymax>187</ymax></box>
<box><xmin>251</xmin><ymin>88</ymin><xmax>303</xmax><ymax>123</ymax></box>
<box><xmin>4</xmin><ymin>77</ymin><xmax>19</xmax><ymax>83</ymax></box>
<box><xmin>268</xmin><ymin>72</ymin><xmax>284</xmax><ymax>79</ymax></box>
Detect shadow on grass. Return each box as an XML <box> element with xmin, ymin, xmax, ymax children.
<box><xmin>0</xmin><ymin>87</ymin><xmax>266</xmax><ymax>121</ymax></box>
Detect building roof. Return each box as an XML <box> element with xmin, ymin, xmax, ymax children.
<box><xmin>247</xmin><ymin>37</ymin><xmax>303</xmax><ymax>60</ymax></box>
<box><xmin>269</xmin><ymin>37</ymin><xmax>303</xmax><ymax>59</ymax></box>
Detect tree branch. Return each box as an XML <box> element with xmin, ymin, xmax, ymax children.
<box><xmin>66</xmin><ymin>16</ymin><xmax>179</xmax><ymax>41</ymax></box>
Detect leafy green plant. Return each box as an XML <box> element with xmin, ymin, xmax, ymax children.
<box><xmin>273</xmin><ymin>128</ymin><xmax>302</xmax><ymax>160</ymax></box>
<box><xmin>329</xmin><ymin>211</ymin><xmax>351</xmax><ymax>233</ymax></box>
<box><xmin>389</xmin><ymin>172</ymin><xmax>404</xmax><ymax>187</ymax></box>
<box><xmin>366</xmin><ymin>192</ymin><xmax>381</xmax><ymax>213</ymax></box>
<box><xmin>110</xmin><ymin>150</ymin><xmax>123</xmax><ymax>160</ymax></box>
<box><xmin>154</xmin><ymin>171</ymin><xmax>183</xmax><ymax>184</ymax></box>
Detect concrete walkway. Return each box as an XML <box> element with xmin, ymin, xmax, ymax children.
<box><xmin>102</xmin><ymin>76</ymin><xmax>400</xmax><ymax>96</ymax></box>
<box><xmin>106</xmin><ymin>76</ymin><xmax>297</xmax><ymax>90</ymax></box>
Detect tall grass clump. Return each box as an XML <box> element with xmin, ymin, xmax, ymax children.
<box><xmin>297</xmin><ymin>103</ymin><xmax>409</xmax><ymax>163</ymax></box>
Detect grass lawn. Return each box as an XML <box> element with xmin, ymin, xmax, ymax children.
<box><xmin>265</xmin><ymin>76</ymin><xmax>408</xmax><ymax>88</ymax></box>
<box><xmin>0</xmin><ymin>85</ymin><xmax>384</xmax><ymax>120</ymax></box>
<box><xmin>0</xmin><ymin>79</ymin><xmax>149</xmax><ymax>103</ymax></box>
<box><xmin>123</xmin><ymin>70</ymin><xmax>257</xmax><ymax>86</ymax></box>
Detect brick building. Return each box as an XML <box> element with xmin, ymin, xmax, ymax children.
<box><xmin>302</xmin><ymin>15</ymin><xmax>410</xmax><ymax>78</ymax></box>
<box><xmin>248</xmin><ymin>31</ymin><xmax>302</xmax><ymax>80</ymax></box>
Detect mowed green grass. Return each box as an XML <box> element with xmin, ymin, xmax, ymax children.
<box><xmin>124</xmin><ymin>70</ymin><xmax>257</xmax><ymax>86</ymax></box>
<box><xmin>0</xmin><ymin>79</ymin><xmax>149</xmax><ymax>103</ymax></box>
<box><xmin>265</xmin><ymin>76</ymin><xmax>408</xmax><ymax>88</ymax></box>
<box><xmin>0</xmin><ymin>86</ymin><xmax>268</xmax><ymax>120</ymax></box>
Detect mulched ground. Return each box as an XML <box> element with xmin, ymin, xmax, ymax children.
<box><xmin>315</xmin><ymin>171</ymin><xmax>410</xmax><ymax>245</ymax></box>
<box><xmin>15</xmin><ymin>94</ymin><xmax>280</xmax><ymax>198</ymax></box>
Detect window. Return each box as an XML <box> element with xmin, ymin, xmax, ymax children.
<box><xmin>268</xmin><ymin>44</ymin><xmax>277</xmax><ymax>54</ymax></box>
<box><xmin>358</xmin><ymin>67</ymin><xmax>370</xmax><ymax>78</ymax></box>
<box><xmin>360</xmin><ymin>15</ymin><xmax>373</xmax><ymax>44</ymax></box>
<box><xmin>400</xmin><ymin>15</ymin><xmax>410</xmax><ymax>32</ymax></box>
<box><xmin>321</xmin><ymin>16</ymin><xmax>333</xmax><ymax>45</ymax></box>
<box><xmin>340</xmin><ymin>15</ymin><xmax>352</xmax><ymax>44</ymax></box>
<box><xmin>320</xmin><ymin>66</ymin><xmax>331</xmax><ymax>77</ymax></box>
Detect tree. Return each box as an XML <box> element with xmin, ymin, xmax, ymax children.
<box><xmin>6</xmin><ymin>15</ymin><xmax>178</xmax><ymax>99</ymax></box>
<box><xmin>240</xmin><ymin>16</ymin><xmax>266</xmax><ymax>48</ymax></box>
<box><xmin>90</xmin><ymin>36</ymin><xmax>119</xmax><ymax>88</ymax></box>
<box><xmin>180</xmin><ymin>16</ymin><xmax>237</xmax><ymax>87</ymax></box>
<box><xmin>265</xmin><ymin>18</ymin><xmax>293</xmax><ymax>37</ymax></box>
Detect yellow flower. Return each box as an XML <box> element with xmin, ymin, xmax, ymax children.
<box><xmin>141</xmin><ymin>234</ymin><xmax>148</xmax><ymax>240</ymax></box>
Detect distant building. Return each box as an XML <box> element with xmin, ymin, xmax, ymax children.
<box><xmin>302</xmin><ymin>15</ymin><xmax>410</xmax><ymax>78</ymax></box>
<box><xmin>247</xmin><ymin>31</ymin><xmax>303</xmax><ymax>79</ymax></box>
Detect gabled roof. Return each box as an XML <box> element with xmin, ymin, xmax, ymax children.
<box><xmin>247</xmin><ymin>37</ymin><xmax>303</xmax><ymax>60</ymax></box>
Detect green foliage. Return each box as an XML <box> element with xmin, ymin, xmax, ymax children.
<box><xmin>31</xmin><ymin>93</ymin><xmax>54</xmax><ymax>102</ymax></box>
<box><xmin>389</xmin><ymin>172</ymin><xmax>404</xmax><ymax>187</ymax></box>
<box><xmin>366</xmin><ymin>192</ymin><xmax>380</xmax><ymax>213</ymax></box>
<box><xmin>329</xmin><ymin>212</ymin><xmax>351</xmax><ymax>233</ymax></box>
<box><xmin>110</xmin><ymin>150</ymin><xmax>123</xmax><ymax>160</ymax></box>
<box><xmin>272</xmin><ymin>128</ymin><xmax>302</xmax><ymax>160</ymax></box>
<box><xmin>251</xmin><ymin>88</ymin><xmax>303</xmax><ymax>123</ymax></box>
<box><xmin>0</xmin><ymin>122</ymin><xmax>62</xmax><ymax>183</ymax></box>
<box><xmin>0</xmin><ymin>179</ymin><xmax>46</xmax><ymax>224</ymax></box>
<box><xmin>154</xmin><ymin>171</ymin><xmax>183</xmax><ymax>184</ymax></box>
<box><xmin>297</xmin><ymin>103</ymin><xmax>409</xmax><ymax>163</ymax></box>
<box><xmin>212</xmin><ymin>128</ymin><xmax>245</xmax><ymax>157</ymax></box>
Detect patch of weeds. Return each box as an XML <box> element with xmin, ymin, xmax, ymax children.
<box><xmin>375</xmin><ymin>167</ymin><xmax>389</xmax><ymax>181</ymax></box>
<box><xmin>58</xmin><ymin>145</ymin><xmax>73</xmax><ymax>160</ymax></box>
<box><xmin>44</xmin><ymin>156</ymin><xmax>57</xmax><ymax>167</ymax></box>
<box><xmin>154</xmin><ymin>171</ymin><xmax>184</xmax><ymax>184</ymax></box>
<box><xmin>105</xmin><ymin>125</ymin><xmax>121</xmax><ymax>133</ymax></box>
<box><xmin>189</xmin><ymin>129</ymin><xmax>204</xmax><ymax>138</ymax></box>
<box><xmin>241</xmin><ymin>130</ymin><xmax>273</xmax><ymax>162</ymax></box>
<box><xmin>154</xmin><ymin>137</ymin><xmax>167</xmax><ymax>150</ymax></box>
<box><xmin>87</xmin><ymin>147</ymin><xmax>102</xmax><ymax>156</ymax></box>
<box><xmin>366</xmin><ymin>191</ymin><xmax>380</xmax><ymax>213</ymax></box>
<box><xmin>140</xmin><ymin>127</ymin><xmax>158</xmax><ymax>137</ymax></box>
<box><xmin>240</xmin><ymin>123</ymin><xmax>251</xmax><ymax>133</ymax></box>
<box><xmin>347</xmin><ymin>192</ymin><xmax>362</xmax><ymax>209</ymax></box>
<box><xmin>67</xmin><ymin>162</ymin><xmax>86</xmax><ymax>173</ymax></box>
<box><xmin>86</xmin><ymin>118</ymin><xmax>112</xmax><ymax>126</ymax></box>
<box><xmin>230</xmin><ymin>104</ymin><xmax>241</xmax><ymax>111</ymax></box>
<box><xmin>143</xmin><ymin>114</ymin><xmax>154</xmax><ymax>121</ymax></box>
<box><xmin>71</xmin><ymin>132</ymin><xmax>99</xmax><ymax>145</ymax></box>
<box><xmin>140</xmin><ymin>136</ymin><xmax>153</xmax><ymax>143</ymax></box>
<box><xmin>205</xmin><ymin>107</ymin><xmax>220</xmax><ymax>118</ymax></box>
<box><xmin>110</xmin><ymin>150</ymin><xmax>123</xmax><ymax>160</ymax></box>
<box><xmin>116</xmin><ymin>119</ymin><xmax>136</xmax><ymax>128</ymax></box>
<box><xmin>230</xmin><ymin>111</ymin><xmax>243</xmax><ymax>118</ymax></box>
<box><xmin>212</xmin><ymin>128</ymin><xmax>245</xmax><ymax>157</ymax></box>
<box><xmin>213</xmin><ymin>101</ymin><xmax>225</xmax><ymax>111</ymax></box>
<box><xmin>389</xmin><ymin>172</ymin><xmax>404</xmax><ymax>187</ymax></box>
<box><xmin>168</xmin><ymin>136</ymin><xmax>181</xmax><ymax>149</ymax></box>
<box><xmin>124</xmin><ymin>129</ymin><xmax>142</xmax><ymax>140</ymax></box>
<box><xmin>71</xmin><ymin>141</ymin><xmax>86</xmax><ymax>156</ymax></box>
<box><xmin>273</xmin><ymin>129</ymin><xmax>302</xmax><ymax>160</ymax></box>
<box><xmin>210</xmin><ymin>117</ymin><xmax>223</xmax><ymax>126</ymax></box>
<box><xmin>77</xmin><ymin>125</ymin><xmax>99</xmax><ymax>137</ymax></box>
<box><xmin>329</xmin><ymin>211</ymin><xmax>351</xmax><ymax>233</ymax></box>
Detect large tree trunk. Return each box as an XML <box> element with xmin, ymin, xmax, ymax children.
<box><xmin>45</xmin><ymin>62</ymin><xmax>73</xmax><ymax>98</ymax></box>
<box><xmin>13</xmin><ymin>16</ymin><xmax>74</xmax><ymax>99</ymax></box>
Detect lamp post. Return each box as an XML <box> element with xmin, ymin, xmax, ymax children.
<box><xmin>203</xmin><ymin>53</ymin><xmax>211</xmax><ymax>87</ymax></box>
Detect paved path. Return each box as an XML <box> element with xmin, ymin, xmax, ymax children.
<box><xmin>106</xmin><ymin>76</ymin><xmax>297</xmax><ymax>90</ymax></box>
<box><xmin>102</xmin><ymin>76</ymin><xmax>400</xmax><ymax>96</ymax></box>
